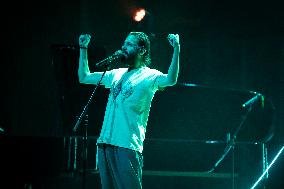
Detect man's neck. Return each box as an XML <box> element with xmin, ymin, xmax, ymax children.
<box><xmin>127</xmin><ymin>61</ymin><xmax>144</xmax><ymax>72</ymax></box>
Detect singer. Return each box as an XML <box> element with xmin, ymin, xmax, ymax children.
<box><xmin>78</xmin><ymin>31</ymin><xmax>180</xmax><ymax>189</ymax></box>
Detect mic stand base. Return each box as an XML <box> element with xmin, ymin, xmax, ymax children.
<box><xmin>72</xmin><ymin>69</ymin><xmax>108</xmax><ymax>189</ymax></box>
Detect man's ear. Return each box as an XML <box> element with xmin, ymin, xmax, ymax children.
<box><xmin>139</xmin><ymin>48</ymin><xmax>146</xmax><ymax>55</ymax></box>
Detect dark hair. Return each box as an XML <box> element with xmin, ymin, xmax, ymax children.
<box><xmin>128</xmin><ymin>32</ymin><xmax>151</xmax><ymax>66</ymax></box>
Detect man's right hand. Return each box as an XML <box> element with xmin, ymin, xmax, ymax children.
<box><xmin>79</xmin><ymin>34</ymin><xmax>91</xmax><ymax>48</ymax></box>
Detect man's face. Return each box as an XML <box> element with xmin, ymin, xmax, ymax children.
<box><xmin>121</xmin><ymin>35</ymin><xmax>140</xmax><ymax>60</ymax></box>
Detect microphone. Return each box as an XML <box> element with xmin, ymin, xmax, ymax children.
<box><xmin>242</xmin><ymin>92</ymin><xmax>263</xmax><ymax>108</ymax></box>
<box><xmin>95</xmin><ymin>50</ymin><xmax>126</xmax><ymax>68</ymax></box>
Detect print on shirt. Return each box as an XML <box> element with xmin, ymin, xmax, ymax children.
<box><xmin>110</xmin><ymin>72</ymin><xmax>134</xmax><ymax>103</ymax></box>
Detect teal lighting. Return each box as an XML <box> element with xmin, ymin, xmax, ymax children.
<box><xmin>250</xmin><ymin>145</ymin><xmax>284</xmax><ymax>189</ymax></box>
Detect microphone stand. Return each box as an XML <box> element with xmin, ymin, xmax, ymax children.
<box><xmin>177</xmin><ymin>83</ymin><xmax>276</xmax><ymax>188</ymax></box>
<box><xmin>72</xmin><ymin>67</ymin><xmax>108</xmax><ymax>189</ymax></box>
<box><xmin>207</xmin><ymin>96</ymin><xmax>259</xmax><ymax>189</ymax></box>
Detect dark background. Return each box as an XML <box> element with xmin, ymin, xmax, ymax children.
<box><xmin>1</xmin><ymin>0</ymin><xmax>283</xmax><ymax>188</ymax></box>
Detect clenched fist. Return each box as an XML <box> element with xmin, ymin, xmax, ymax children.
<box><xmin>79</xmin><ymin>34</ymin><xmax>91</xmax><ymax>48</ymax></box>
<box><xmin>167</xmin><ymin>34</ymin><xmax>180</xmax><ymax>49</ymax></box>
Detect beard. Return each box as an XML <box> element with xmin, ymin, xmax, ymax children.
<box><xmin>121</xmin><ymin>52</ymin><xmax>137</xmax><ymax>66</ymax></box>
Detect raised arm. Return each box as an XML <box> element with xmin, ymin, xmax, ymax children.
<box><xmin>78</xmin><ymin>34</ymin><xmax>105</xmax><ymax>85</ymax></box>
<box><xmin>157</xmin><ymin>34</ymin><xmax>180</xmax><ymax>88</ymax></box>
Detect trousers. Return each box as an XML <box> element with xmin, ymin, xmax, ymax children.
<box><xmin>97</xmin><ymin>143</ymin><xmax>143</xmax><ymax>189</ymax></box>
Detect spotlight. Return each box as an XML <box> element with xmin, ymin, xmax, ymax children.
<box><xmin>133</xmin><ymin>8</ymin><xmax>146</xmax><ymax>22</ymax></box>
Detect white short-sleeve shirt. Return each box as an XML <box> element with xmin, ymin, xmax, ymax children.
<box><xmin>97</xmin><ymin>66</ymin><xmax>165</xmax><ymax>153</ymax></box>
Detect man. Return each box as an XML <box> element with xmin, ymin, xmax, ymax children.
<box><xmin>78</xmin><ymin>31</ymin><xmax>180</xmax><ymax>189</ymax></box>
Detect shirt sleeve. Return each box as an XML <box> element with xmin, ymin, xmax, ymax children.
<box><xmin>100</xmin><ymin>69</ymin><xmax>116</xmax><ymax>88</ymax></box>
<box><xmin>100</xmin><ymin>68</ymin><xmax>127</xmax><ymax>88</ymax></box>
<box><xmin>149</xmin><ymin>69</ymin><xmax>166</xmax><ymax>91</ymax></box>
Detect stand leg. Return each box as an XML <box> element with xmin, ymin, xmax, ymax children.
<box><xmin>231</xmin><ymin>145</ymin><xmax>235</xmax><ymax>189</ymax></box>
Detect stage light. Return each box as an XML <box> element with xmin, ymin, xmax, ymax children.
<box><xmin>133</xmin><ymin>8</ymin><xmax>146</xmax><ymax>22</ymax></box>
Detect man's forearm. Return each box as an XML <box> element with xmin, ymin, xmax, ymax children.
<box><xmin>167</xmin><ymin>45</ymin><xmax>180</xmax><ymax>85</ymax></box>
<box><xmin>78</xmin><ymin>48</ymin><xmax>90</xmax><ymax>83</ymax></box>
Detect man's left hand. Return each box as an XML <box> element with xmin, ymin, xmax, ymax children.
<box><xmin>167</xmin><ymin>34</ymin><xmax>180</xmax><ymax>48</ymax></box>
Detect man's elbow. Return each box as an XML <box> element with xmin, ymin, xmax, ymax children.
<box><xmin>167</xmin><ymin>78</ymin><xmax>178</xmax><ymax>86</ymax></box>
<box><xmin>171</xmin><ymin>80</ymin><xmax>178</xmax><ymax>86</ymax></box>
<box><xmin>79</xmin><ymin>78</ymin><xmax>84</xmax><ymax>84</ymax></box>
<box><xmin>78</xmin><ymin>75</ymin><xmax>87</xmax><ymax>84</ymax></box>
